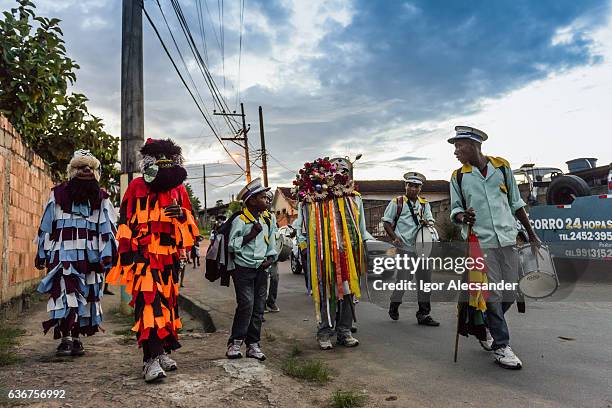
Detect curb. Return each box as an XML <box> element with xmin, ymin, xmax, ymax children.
<box><xmin>178</xmin><ymin>293</ymin><xmax>216</xmax><ymax>333</ymax></box>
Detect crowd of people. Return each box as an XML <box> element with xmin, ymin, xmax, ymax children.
<box><xmin>33</xmin><ymin>125</ymin><xmax>539</xmax><ymax>384</ymax></box>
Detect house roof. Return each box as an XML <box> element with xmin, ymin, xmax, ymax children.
<box><xmin>276</xmin><ymin>187</ymin><xmax>297</xmax><ymax>202</ymax></box>
<box><xmin>355</xmin><ymin>179</ymin><xmax>449</xmax><ymax>194</ymax></box>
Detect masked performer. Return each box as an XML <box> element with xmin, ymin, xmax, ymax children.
<box><xmin>295</xmin><ymin>157</ymin><xmax>372</xmax><ymax>350</ymax></box>
<box><xmin>35</xmin><ymin>150</ymin><xmax>117</xmax><ymax>357</ymax></box>
<box><xmin>106</xmin><ymin>138</ymin><xmax>199</xmax><ymax>382</ymax></box>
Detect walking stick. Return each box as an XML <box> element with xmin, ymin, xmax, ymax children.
<box><xmin>454</xmin><ymin>224</ymin><xmax>472</xmax><ymax>363</ymax></box>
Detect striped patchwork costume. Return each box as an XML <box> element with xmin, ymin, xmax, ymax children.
<box><xmin>36</xmin><ymin>183</ymin><xmax>118</xmax><ymax>338</ymax></box>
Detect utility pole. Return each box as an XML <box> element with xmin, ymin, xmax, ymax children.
<box><xmin>240</xmin><ymin>103</ymin><xmax>252</xmax><ymax>183</ymax></box>
<box><xmin>214</xmin><ymin>103</ymin><xmax>251</xmax><ymax>182</ymax></box>
<box><xmin>202</xmin><ymin>163</ymin><xmax>207</xmax><ymax>225</ymax></box>
<box><xmin>258</xmin><ymin>106</ymin><xmax>268</xmax><ymax>187</ymax></box>
<box><xmin>119</xmin><ymin>0</ymin><xmax>144</xmax><ymax>314</ymax></box>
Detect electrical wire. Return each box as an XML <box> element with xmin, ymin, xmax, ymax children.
<box><xmin>141</xmin><ymin>1</ymin><xmax>244</xmax><ymax>171</ymax></box>
<box><xmin>195</xmin><ymin>0</ymin><xmax>209</xmax><ymax>65</ymax></box>
<box><xmin>236</xmin><ymin>0</ymin><xmax>244</xmax><ymax>109</ymax></box>
<box><xmin>155</xmin><ymin>0</ymin><xmax>221</xmax><ymax>138</ymax></box>
<box><xmin>171</xmin><ymin>0</ymin><xmax>240</xmax><ymax>132</ymax></box>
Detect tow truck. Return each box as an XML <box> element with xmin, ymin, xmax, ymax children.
<box><xmin>513</xmin><ymin>158</ymin><xmax>611</xmax><ymax>276</ymax></box>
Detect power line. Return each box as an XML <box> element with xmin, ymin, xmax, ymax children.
<box><xmin>170</xmin><ymin>0</ymin><xmax>240</xmax><ymax>133</ymax></box>
<box><xmin>141</xmin><ymin>0</ymin><xmax>244</xmax><ymax>170</ymax></box>
<box><xmin>195</xmin><ymin>0</ymin><xmax>209</xmax><ymax>65</ymax></box>
<box><xmin>186</xmin><ymin>173</ymin><xmax>242</xmax><ymax>179</ymax></box>
<box><xmin>268</xmin><ymin>152</ymin><xmax>295</xmax><ymax>173</ymax></box>
<box><xmin>207</xmin><ymin>173</ymin><xmax>244</xmax><ymax>188</ymax></box>
<box><xmin>154</xmin><ymin>0</ymin><xmax>221</xmax><ymax>138</ymax></box>
<box><xmin>236</xmin><ymin>0</ymin><xmax>245</xmax><ymax>109</ymax></box>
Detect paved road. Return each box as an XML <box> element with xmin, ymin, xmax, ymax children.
<box><xmin>184</xmin><ymin>260</ymin><xmax>612</xmax><ymax>407</ymax></box>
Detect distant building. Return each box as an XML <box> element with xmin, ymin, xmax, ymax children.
<box><xmin>271</xmin><ymin>187</ymin><xmax>298</xmax><ymax>227</ymax></box>
<box><xmin>270</xmin><ymin>180</ymin><xmax>453</xmax><ymax>238</ymax></box>
<box><xmin>355</xmin><ymin>179</ymin><xmax>449</xmax><ymax>204</ymax></box>
<box><xmin>355</xmin><ymin>179</ymin><xmax>451</xmax><ymax>239</ymax></box>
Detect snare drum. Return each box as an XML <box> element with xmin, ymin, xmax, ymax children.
<box><xmin>517</xmin><ymin>244</ymin><xmax>559</xmax><ymax>299</ymax></box>
<box><xmin>414</xmin><ymin>225</ymin><xmax>440</xmax><ymax>258</ymax></box>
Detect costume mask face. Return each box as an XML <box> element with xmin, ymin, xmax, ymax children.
<box><xmin>139</xmin><ymin>139</ymin><xmax>187</xmax><ymax>192</ymax></box>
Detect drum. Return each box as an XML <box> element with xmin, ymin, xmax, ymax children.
<box><xmin>276</xmin><ymin>235</ymin><xmax>293</xmax><ymax>262</ymax></box>
<box><xmin>414</xmin><ymin>225</ymin><xmax>440</xmax><ymax>258</ymax></box>
<box><xmin>517</xmin><ymin>244</ymin><xmax>558</xmax><ymax>299</ymax></box>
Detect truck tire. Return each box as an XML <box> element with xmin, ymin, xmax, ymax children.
<box><xmin>546</xmin><ymin>175</ymin><xmax>590</xmax><ymax>205</ymax></box>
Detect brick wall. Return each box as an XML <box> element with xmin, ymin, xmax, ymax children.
<box><xmin>0</xmin><ymin>115</ymin><xmax>55</xmax><ymax>305</ymax></box>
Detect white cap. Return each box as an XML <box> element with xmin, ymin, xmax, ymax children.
<box><xmin>237</xmin><ymin>178</ymin><xmax>270</xmax><ymax>203</ymax></box>
<box><xmin>448</xmin><ymin>126</ymin><xmax>488</xmax><ymax>144</ymax></box>
<box><xmin>403</xmin><ymin>171</ymin><xmax>426</xmax><ymax>185</ymax></box>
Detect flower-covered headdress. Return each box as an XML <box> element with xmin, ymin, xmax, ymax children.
<box><xmin>292</xmin><ymin>157</ymin><xmax>355</xmax><ymax>202</ymax></box>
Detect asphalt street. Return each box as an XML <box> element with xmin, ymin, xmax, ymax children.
<box><xmin>261</xmin><ymin>261</ymin><xmax>612</xmax><ymax>407</ymax></box>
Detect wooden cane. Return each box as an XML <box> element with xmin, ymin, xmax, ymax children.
<box><xmin>454</xmin><ymin>224</ymin><xmax>473</xmax><ymax>363</ymax></box>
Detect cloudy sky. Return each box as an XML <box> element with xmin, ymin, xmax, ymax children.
<box><xmin>3</xmin><ymin>0</ymin><xmax>611</xmax><ymax>204</ymax></box>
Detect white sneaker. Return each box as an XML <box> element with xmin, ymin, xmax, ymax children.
<box><xmin>158</xmin><ymin>353</ymin><xmax>177</xmax><ymax>371</ymax></box>
<box><xmin>479</xmin><ymin>329</ymin><xmax>494</xmax><ymax>352</ymax></box>
<box><xmin>494</xmin><ymin>346</ymin><xmax>523</xmax><ymax>369</ymax></box>
<box><xmin>337</xmin><ymin>334</ymin><xmax>359</xmax><ymax>348</ymax></box>
<box><xmin>143</xmin><ymin>357</ymin><xmax>167</xmax><ymax>382</ymax></box>
<box><xmin>246</xmin><ymin>343</ymin><xmax>266</xmax><ymax>361</ymax></box>
<box><xmin>226</xmin><ymin>340</ymin><xmax>243</xmax><ymax>359</ymax></box>
<box><xmin>318</xmin><ymin>338</ymin><xmax>333</xmax><ymax>350</ymax></box>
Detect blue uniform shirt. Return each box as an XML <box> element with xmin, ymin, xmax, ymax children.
<box><xmin>228</xmin><ymin>207</ymin><xmax>278</xmax><ymax>270</ymax></box>
<box><xmin>449</xmin><ymin>156</ymin><xmax>526</xmax><ymax>248</ymax></box>
<box><xmin>381</xmin><ymin>196</ymin><xmax>434</xmax><ymax>246</ymax></box>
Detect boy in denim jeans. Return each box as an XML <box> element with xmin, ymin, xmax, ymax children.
<box><xmin>226</xmin><ymin>178</ymin><xmax>277</xmax><ymax>361</ymax></box>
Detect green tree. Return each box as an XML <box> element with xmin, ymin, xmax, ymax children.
<box><xmin>0</xmin><ymin>0</ymin><xmax>119</xmax><ymax>193</ymax></box>
<box><xmin>184</xmin><ymin>182</ymin><xmax>202</xmax><ymax>214</ymax></box>
<box><xmin>228</xmin><ymin>200</ymin><xmax>242</xmax><ymax>214</ymax></box>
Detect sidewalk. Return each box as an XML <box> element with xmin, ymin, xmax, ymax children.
<box><xmin>179</xmin><ymin>246</ymin><xmax>419</xmax><ymax>407</ymax></box>
<box><xmin>0</xmin><ymin>283</ymin><xmax>326</xmax><ymax>408</ymax></box>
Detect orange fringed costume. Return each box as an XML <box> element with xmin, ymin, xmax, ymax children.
<box><xmin>106</xmin><ymin>177</ymin><xmax>199</xmax><ymax>350</ymax></box>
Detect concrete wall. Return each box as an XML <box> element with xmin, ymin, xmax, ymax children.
<box><xmin>0</xmin><ymin>115</ymin><xmax>55</xmax><ymax>306</ymax></box>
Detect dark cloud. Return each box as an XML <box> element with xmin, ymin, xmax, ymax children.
<box><xmin>310</xmin><ymin>0</ymin><xmax>609</xmax><ymax>121</ymax></box>
<box><xmin>2</xmin><ymin>0</ymin><xmax>608</xmax><ymax>203</ymax></box>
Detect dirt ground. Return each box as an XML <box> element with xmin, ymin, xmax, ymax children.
<box><xmin>0</xmin><ymin>287</ymin><xmax>403</xmax><ymax>408</ymax></box>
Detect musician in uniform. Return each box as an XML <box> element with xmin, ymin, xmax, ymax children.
<box><xmin>448</xmin><ymin>125</ymin><xmax>539</xmax><ymax>369</ymax></box>
<box><xmin>382</xmin><ymin>172</ymin><xmax>440</xmax><ymax>327</ymax></box>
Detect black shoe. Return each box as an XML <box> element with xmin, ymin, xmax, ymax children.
<box><xmin>266</xmin><ymin>303</ymin><xmax>280</xmax><ymax>313</ymax></box>
<box><xmin>56</xmin><ymin>339</ymin><xmax>73</xmax><ymax>357</ymax></box>
<box><xmin>103</xmin><ymin>289</ymin><xmax>114</xmax><ymax>295</ymax></box>
<box><xmin>71</xmin><ymin>339</ymin><xmax>85</xmax><ymax>356</ymax></box>
<box><xmin>388</xmin><ymin>302</ymin><xmax>401</xmax><ymax>321</ymax></box>
<box><xmin>418</xmin><ymin>316</ymin><xmax>440</xmax><ymax>327</ymax></box>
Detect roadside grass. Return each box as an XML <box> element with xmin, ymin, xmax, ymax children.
<box><xmin>281</xmin><ymin>352</ymin><xmax>330</xmax><ymax>384</ymax></box>
<box><xmin>108</xmin><ymin>307</ymin><xmax>135</xmax><ymax>345</ymax></box>
<box><xmin>22</xmin><ymin>288</ymin><xmax>46</xmax><ymax>304</ymax></box>
<box><xmin>289</xmin><ymin>343</ymin><xmax>303</xmax><ymax>357</ymax></box>
<box><xmin>0</xmin><ymin>325</ymin><xmax>25</xmax><ymax>366</ymax></box>
<box><xmin>328</xmin><ymin>390</ymin><xmax>368</xmax><ymax>408</ymax></box>
<box><xmin>264</xmin><ymin>329</ymin><xmax>276</xmax><ymax>343</ymax></box>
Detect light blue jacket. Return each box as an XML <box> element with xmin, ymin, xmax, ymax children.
<box><xmin>228</xmin><ymin>208</ymin><xmax>278</xmax><ymax>270</ymax></box>
<box><xmin>382</xmin><ymin>196</ymin><xmax>434</xmax><ymax>246</ymax></box>
<box><xmin>449</xmin><ymin>156</ymin><xmax>526</xmax><ymax>248</ymax></box>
